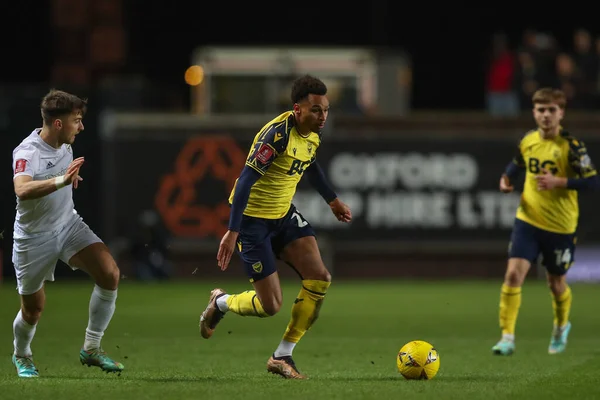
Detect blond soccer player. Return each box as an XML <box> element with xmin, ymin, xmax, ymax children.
<box><xmin>493</xmin><ymin>88</ymin><xmax>599</xmax><ymax>356</ymax></box>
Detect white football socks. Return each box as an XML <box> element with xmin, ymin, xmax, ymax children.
<box><xmin>216</xmin><ymin>294</ymin><xmax>230</xmax><ymax>312</ymax></box>
<box><xmin>274</xmin><ymin>340</ymin><xmax>296</xmax><ymax>358</ymax></box>
<box><xmin>13</xmin><ymin>310</ymin><xmax>37</xmax><ymax>357</ymax></box>
<box><xmin>502</xmin><ymin>333</ymin><xmax>515</xmax><ymax>342</ymax></box>
<box><xmin>84</xmin><ymin>285</ymin><xmax>117</xmax><ymax>351</ymax></box>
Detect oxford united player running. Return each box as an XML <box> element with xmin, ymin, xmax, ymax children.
<box><xmin>493</xmin><ymin>88</ymin><xmax>599</xmax><ymax>356</ymax></box>
<box><xmin>200</xmin><ymin>75</ymin><xmax>352</xmax><ymax>379</ymax></box>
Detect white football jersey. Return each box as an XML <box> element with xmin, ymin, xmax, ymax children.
<box><xmin>12</xmin><ymin>129</ymin><xmax>78</xmax><ymax>237</ymax></box>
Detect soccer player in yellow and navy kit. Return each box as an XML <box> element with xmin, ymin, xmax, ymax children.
<box><xmin>199</xmin><ymin>75</ymin><xmax>352</xmax><ymax>379</ymax></box>
<box><xmin>493</xmin><ymin>88</ymin><xmax>599</xmax><ymax>356</ymax></box>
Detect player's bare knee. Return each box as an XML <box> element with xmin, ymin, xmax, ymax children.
<box><xmin>21</xmin><ymin>304</ymin><xmax>43</xmax><ymax>324</ymax></box>
<box><xmin>262</xmin><ymin>298</ymin><xmax>282</xmax><ymax>316</ymax></box>
<box><xmin>547</xmin><ymin>276</ymin><xmax>566</xmax><ymax>295</ymax></box>
<box><xmin>504</xmin><ymin>270</ymin><xmax>524</xmax><ymax>287</ymax></box>
<box><xmin>320</xmin><ymin>267</ymin><xmax>331</xmax><ymax>282</ymax></box>
<box><xmin>504</xmin><ymin>267</ymin><xmax>525</xmax><ymax>286</ymax></box>
<box><xmin>263</xmin><ymin>304</ymin><xmax>280</xmax><ymax>316</ymax></box>
<box><xmin>304</xmin><ymin>267</ymin><xmax>331</xmax><ymax>282</ymax></box>
<box><xmin>97</xmin><ymin>262</ymin><xmax>120</xmax><ymax>290</ymax></box>
<box><xmin>505</xmin><ymin>258</ymin><xmax>529</xmax><ymax>286</ymax></box>
<box><xmin>107</xmin><ymin>263</ymin><xmax>120</xmax><ymax>289</ymax></box>
<box><xmin>260</xmin><ymin>290</ymin><xmax>283</xmax><ymax>316</ymax></box>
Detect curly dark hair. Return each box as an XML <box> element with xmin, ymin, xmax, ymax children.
<box><xmin>41</xmin><ymin>89</ymin><xmax>88</xmax><ymax>125</ymax></box>
<box><xmin>291</xmin><ymin>75</ymin><xmax>327</xmax><ymax>104</ymax></box>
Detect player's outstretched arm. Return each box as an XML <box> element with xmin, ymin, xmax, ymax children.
<box><xmin>304</xmin><ymin>161</ymin><xmax>351</xmax><ymax>223</ymax></box>
<box><xmin>14</xmin><ymin>157</ymin><xmax>84</xmax><ymax>200</ymax></box>
<box><xmin>217</xmin><ymin>166</ymin><xmax>262</xmax><ymax>270</ymax></box>
<box><xmin>217</xmin><ymin>126</ymin><xmax>286</xmax><ymax>269</ymax></box>
<box><xmin>305</xmin><ymin>161</ymin><xmax>337</xmax><ymax>203</ymax></box>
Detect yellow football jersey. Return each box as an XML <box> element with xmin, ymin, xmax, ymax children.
<box><xmin>228</xmin><ymin>111</ymin><xmax>320</xmax><ymax>219</ymax></box>
<box><xmin>512</xmin><ymin>129</ymin><xmax>597</xmax><ymax>234</ymax></box>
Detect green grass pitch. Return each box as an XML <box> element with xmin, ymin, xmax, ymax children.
<box><xmin>0</xmin><ymin>279</ymin><xmax>599</xmax><ymax>399</ymax></box>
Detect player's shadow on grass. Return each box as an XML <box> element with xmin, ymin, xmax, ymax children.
<box><xmin>325</xmin><ymin>376</ymin><xmax>400</xmax><ymax>382</ymax></box>
<box><xmin>326</xmin><ymin>375</ymin><xmax>505</xmax><ymax>382</ymax></box>
<box><xmin>426</xmin><ymin>375</ymin><xmax>506</xmax><ymax>382</ymax></box>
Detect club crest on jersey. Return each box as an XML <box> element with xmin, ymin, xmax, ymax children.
<box><xmin>256</xmin><ymin>144</ymin><xmax>273</xmax><ymax>165</ymax></box>
<box><xmin>307</xmin><ymin>142</ymin><xmax>313</xmax><ymax>155</ymax></box>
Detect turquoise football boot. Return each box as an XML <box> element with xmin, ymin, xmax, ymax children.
<box><xmin>548</xmin><ymin>322</ymin><xmax>571</xmax><ymax>354</ymax></box>
<box><xmin>12</xmin><ymin>354</ymin><xmax>39</xmax><ymax>378</ymax></box>
<box><xmin>80</xmin><ymin>348</ymin><xmax>124</xmax><ymax>374</ymax></box>
<box><xmin>492</xmin><ymin>339</ymin><xmax>515</xmax><ymax>356</ymax></box>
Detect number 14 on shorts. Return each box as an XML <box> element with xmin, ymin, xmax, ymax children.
<box><xmin>554</xmin><ymin>248</ymin><xmax>572</xmax><ymax>267</ymax></box>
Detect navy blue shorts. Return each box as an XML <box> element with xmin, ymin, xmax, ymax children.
<box><xmin>236</xmin><ymin>204</ymin><xmax>316</xmax><ymax>282</ymax></box>
<box><xmin>508</xmin><ymin>218</ymin><xmax>576</xmax><ymax>276</ymax></box>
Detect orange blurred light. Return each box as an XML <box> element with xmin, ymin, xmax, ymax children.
<box><xmin>185</xmin><ymin>65</ymin><xmax>204</xmax><ymax>86</ymax></box>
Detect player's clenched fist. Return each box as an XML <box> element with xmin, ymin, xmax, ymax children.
<box><xmin>329</xmin><ymin>198</ymin><xmax>352</xmax><ymax>223</ymax></box>
<box><xmin>499</xmin><ymin>174</ymin><xmax>514</xmax><ymax>193</ymax></box>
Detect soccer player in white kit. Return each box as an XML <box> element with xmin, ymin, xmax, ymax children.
<box><xmin>11</xmin><ymin>90</ymin><xmax>124</xmax><ymax>377</ymax></box>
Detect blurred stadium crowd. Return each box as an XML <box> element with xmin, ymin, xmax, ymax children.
<box><xmin>486</xmin><ymin>28</ymin><xmax>600</xmax><ymax>116</ymax></box>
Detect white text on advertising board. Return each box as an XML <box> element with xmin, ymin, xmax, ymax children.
<box><xmin>292</xmin><ymin>152</ymin><xmax>520</xmax><ymax>229</ymax></box>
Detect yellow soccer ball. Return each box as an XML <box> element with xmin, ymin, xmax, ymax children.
<box><xmin>397</xmin><ymin>340</ymin><xmax>440</xmax><ymax>380</ymax></box>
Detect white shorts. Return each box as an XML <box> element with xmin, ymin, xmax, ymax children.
<box><xmin>12</xmin><ymin>217</ymin><xmax>103</xmax><ymax>295</ymax></box>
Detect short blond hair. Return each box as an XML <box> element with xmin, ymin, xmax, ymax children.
<box><xmin>532</xmin><ymin>88</ymin><xmax>566</xmax><ymax>109</ymax></box>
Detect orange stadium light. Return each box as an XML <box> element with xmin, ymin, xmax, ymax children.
<box><xmin>185</xmin><ymin>65</ymin><xmax>204</xmax><ymax>86</ymax></box>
